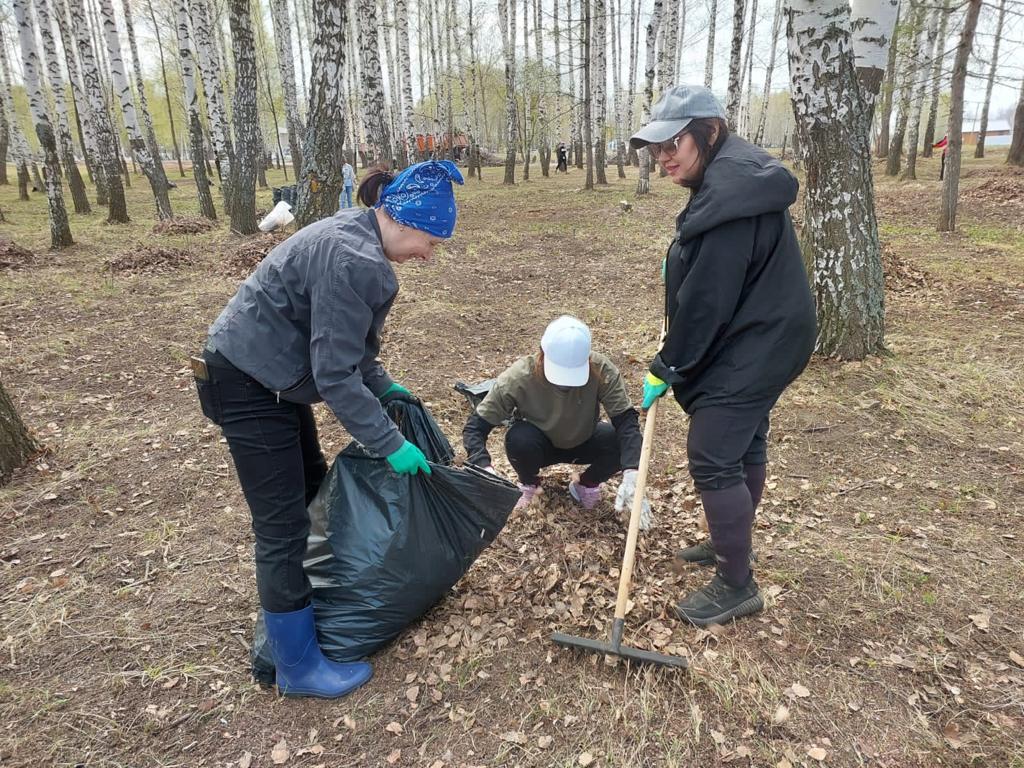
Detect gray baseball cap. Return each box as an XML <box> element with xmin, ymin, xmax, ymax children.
<box><xmin>629</xmin><ymin>85</ymin><xmax>726</xmax><ymax>150</ymax></box>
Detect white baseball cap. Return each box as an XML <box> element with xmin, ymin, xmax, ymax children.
<box><xmin>540</xmin><ymin>316</ymin><xmax>591</xmax><ymax>387</ymax></box>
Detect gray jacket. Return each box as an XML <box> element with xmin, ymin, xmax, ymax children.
<box><xmin>208</xmin><ymin>208</ymin><xmax>405</xmax><ymax>457</ymax></box>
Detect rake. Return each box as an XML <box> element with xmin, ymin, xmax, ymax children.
<box><xmin>551</xmin><ymin>396</ymin><xmax>688</xmax><ymax>669</ymax></box>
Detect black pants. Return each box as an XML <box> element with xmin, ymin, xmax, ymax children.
<box><xmin>683</xmin><ymin>398</ymin><xmax>776</xmax><ymax>586</ymax></box>
<box><xmin>196</xmin><ymin>350</ymin><xmax>327</xmax><ymax>613</ymax></box>
<box><xmin>505</xmin><ymin>420</ymin><xmax>620</xmax><ymax>487</ymax></box>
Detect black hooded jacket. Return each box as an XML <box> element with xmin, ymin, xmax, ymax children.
<box><xmin>650</xmin><ymin>135</ymin><xmax>816</xmax><ymax>412</ymax></box>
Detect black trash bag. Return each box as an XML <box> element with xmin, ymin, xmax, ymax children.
<box><xmin>454</xmin><ymin>379</ymin><xmax>495</xmax><ymax>410</ymax></box>
<box><xmin>251</xmin><ymin>399</ymin><xmax>520</xmax><ymax>683</ymax></box>
<box><xmin>381</xmin><ymin>393</ymin><xmax>455</xmax><ymax>464</ymax></box>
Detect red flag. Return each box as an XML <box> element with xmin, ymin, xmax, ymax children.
<box><xmin>933</xmin><ymin>135</ymin><xmax>948</xmax><ymax>149</ymax></box>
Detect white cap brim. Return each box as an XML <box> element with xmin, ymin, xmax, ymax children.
<box><xmin>543</xmin><ymin>357</ymin><xmax>590</xmax><ymax>387</ymax></box>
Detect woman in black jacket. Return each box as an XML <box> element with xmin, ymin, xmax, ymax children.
<box><xmin>630</xmin><ymin>85</ymin><xmax>816</xmax><ymax>627</ymax></box>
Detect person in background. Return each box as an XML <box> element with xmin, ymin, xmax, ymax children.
<box><xmin>193</xmin><ymin>161</ymin><xmax>464</xmax><ymax>698</ymax></box>
<box><xmin>339</xmin><ymin>158</ymin><xmax>356</xmax><ymax>209</ymax></box>
<box><xmin>629</xmin><ymin>84</ymin><xmax>816</xmax><ymax>628</ymax></box>
<box><xmin>462</xmin><ymin>316</ymin><xmax>653</xmax><ymax>529</ymax></box>
<box><xmin>556</xmin><ymin>143</ymin><xmax>569</xmax><ymax>173</ymax></box>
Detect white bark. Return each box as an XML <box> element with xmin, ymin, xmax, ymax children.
<box><xmin>499</xmin><ymin>0</ymin><xmax>518</xmax><ymax>182</ymax></box>
<box><xmin>356</xmin><ymin>0</ymin><xmax>393</xmax><ymax>165</ymax></box>
<box><xmin>593</xmin><ymin>0</ymin><xmax>607</xmax><ymax>183</ymax></box>
<box><xmin>704</xmin><ymin>0</ymin><xmax>717</xmax><ymax>88</ymax></box>
<box><xmin>35</xmin><ymin>0</ymin><xmax>91</xmax><ymax>213</ymax></box>
<box><xmin>99</xmin><ymin>0</ymin><xmax>173</xmax><ymax>218</ymax></box>
<box><xmin>122</xmin><ymin>0</ymin><xmax>167</xmax><ymax>182</ymax></box>
<box><xmin>0</xmin><ymin>33</ymin><xmax>33</xmax><ymax>197</ymax></box>
<box><xmin>974</xmin><ymin>0</ymin><xmax>1006</xmax><ymax>158</ymax></box>
<box><xmin>228</xmin><ymin>0</ymin><xmax>258</xmax><ymax>233</ymax></box>
<box><xmin>753</xmin><ymin>0</ymin><xmax>782</xmax><ymax>145</ymax></box>
<box><xmin>270</xmin><ymin>0</ymin><xmax>305</xmax><ymax>177</ymax></box>
<box><xmin>788</xmin><ymin>0</ymin><xmax>892</xmax><ymax>358</ymax></box>
<box><xmin>739</xmin><ymin>0</ymin><xmax>756</xmax><ymax>135</ymax></box>
<box><xmin>190</xmin><ymin>0</ymin><xmax>234</xmax><ymax>194</ymax></box>
<box><xmin>68</xmin><ymin>0</ymin><xmax>128</xmax><ymax>221</ymax></box>
<box><xmin>13</xmin><ymin>0</ymin><xmax>73</xmax><ymax>245</ymax></box>
<box><xmin>903</xmin><ymin>3</ymin><xmax>937</xmax><ymax>177</ymax></box>
<box><xmin>636</xmin><ymin>0</ymin><xmax>663</xmax><ymax>195</ymax></box>
<box><xmin>54</xmin><ymin>0</ymin><xmax>104</xmax><ymax>193</ymax></box>
<box><xmin>658</xmin><ymin>0</ymin><xmax>679</xmax><ymax>90</ymax></box>
<box><xmin>922</xmin><ymin>0</ymin><xmax>949</xmax><ymax>155</ymax></box>
<box><xmin>396</xmin><ymin>0</ymin><xmax>417</xmax><ymax>164</ymax></box>
<box><xmin>724</xmin><ymin>0</ymin><xmax>746</xmax><ymax>128</ymax></box>
<box><xmin>175</xmin><ymin>0</ymin><xmax>216</xmax><ymax>219</ymax></box>
<box><xmin>851</xmin><ymin>0</ymin><xmax>900</xmax><ymax>103</ymax></box>
<box><xmin>886</xmin><ymin>0</ymin><xmax>925</xmax><ymax>175</ymax></box>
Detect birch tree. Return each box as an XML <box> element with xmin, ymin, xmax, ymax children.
<box><xmin>1</xmin><ymin>16</ymin><xmax>35</xmax><ymax>201</ymax></box>
<box><xmin>754</xmin><ymin>0</ymin><xmax>783</xmax><ymax>145</ymax></box>
<box><xmin>99</xmin><ymin>0</ymin><xmax>173</xmax><ymax>218</ymax></box>
<box><xmin>190</xmin><ymin>0</ymin><xmax>235</xmax><ymax>204</ymax></box>
<box><xmin>1007</xmin><ymin>74</ymin><xmax>1024</xmax><ymax>166</ymax></box>
<box><xmin>13</xmin><ymin>0</ymin><xmax>73</xmax><ymax>246</ymax></box>
<box><xmin>122</xmin><ymin>0</ymin><xmax>169</xmax><ymax>197</ymax></box>
<box><xmin>922</xmin><ymin>0</ymin><xmax>948</xmax><ymax>156</ymax></box>
<box><xmin>36</xmin><ymin>0</ymin><xmax>90</xmax><ymax>213</ymax></box>
<box><xmin>627</xmin><ymin>0</ymin><xmax>640</xmax><ymax>164</ymax></box>
<box><xmin>885</xmin><ymin>0</ymin><xmax>925</xmax><ymax>176</ymax></box>
<box><xmin>593</xmin><ymin>0</ymin><xmax>608</xmax><ymax>184</ymax></box>
<box><xmin>704</xmin><ymin>0</ymin><xmax>717</xmax><ymax>88</ymax></box>
<box><xmin>356</xmin><ymin>0</ymin><xmax>393</xmax><ymax>167</ymax></box>
<box><xmin>901</xmin><ymin>4</ymin><xmax>937</xmax><ymax>179</ymax></box>
<box><xmin>175</xmin><ymin>0</ymin><xmax>216</xmax><ymax>219</ymax></box>
<box><xmin>873</xmin><ymin>0</ymin><xmax>900</xmax><ymax>157</ymax></box>
<box><xmin>270</xmin><ymin>0</ymin><xmax>305</xmax><ymax>178</ymax></box>
<box><xmin>227</xmin><ymin>0</ymin><xmax>258</xmax><ymax>233</ymax></box>
<box><xmin>724</xmin><ymin>0</ymin><xmax>746</xmax><ymax>128</ymax></box>
<box><xmin>69</xmin><ymin>0</ymin><xmax>128</xmax><ymax>222</ymax></box>
<box><xmin>937</xmin><ymin>0</ymin><xmax>981</xmax><ymax>232</ymax></box>
<box><xmin>499</xmin><ymin>0</ymin><xmax>518</xmax><ymax>184</ymax></box>
<box><xmin>787</xmin><ymin>0</ymin><xmax>898</xmax><ymax>358</ymax></box>
<box><xmin>583</xmin><ymin>0</ymin><xmax>594</xmax><ymax>189</ymax></box>
<box><xmin>294</xmin><ymin>0</ymin><xmax>347</xmax><ymax>227</ymax></box>
<box><xmin>658</xmin><ymin>0</ymin><xmax>680</xmax><ymax>90</ymax></box>
<box><xmin>636</xmin><ymin>0</ymin><xmax>663</xmax><ymax>195</ymax></box>
<box><xmin>396</xmin><ymin>0</ymin><xmax>417</xmax><ymax>166</ymax></box>
<box><xmin>973</xmin><ymin>0</ymin><xmax>1005</xmax><ymax>159</ymax></box>
<box><xmin>739</xmin><ymin>0</ymin><xmax>757</xmax><ymax>135</ymax></box>
<box><xmin>146</xmin><ymin>0</ymin><xmax>184</xmax><ymax>176</ymax></box>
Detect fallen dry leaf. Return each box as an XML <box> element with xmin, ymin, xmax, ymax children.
<box><xmin>772</xmin><ymin>705</ymin><xmax>791</xmax><ymax>725</ymax></box>
<box><xmin>385</xmin><ymin>721</ymin><xmax>403</xmax><ymax>735</ymax></box>
<box><xmin>710</xmin><ymin>729</ymin><xmax>726</xmax><ymax>745</ymax></box>
<box><xmin>538</xmin><ymin>735</ymin><xmax>553</xmax><ymax>749</ymax></box>
<box><xmin>270</xmin><ymin>739</ymin><xmax>290</xmax><ymax>765</ymax></box>
<box><xmin>969</xmin><ymin>609</ymin><xmax>991</xmax><ymax>631</ymax></box>
<box><xmin>776</xmin><ymin>760</ymin><xmax>793</xmax><ymax>768</ymax></box>
<box><xmin>807</xmin><ymin>746</ymin><xmax>827</xmax><ymax>761</ymax></box>
<box><xmin>343</xmin><ymin>715</ymin><xmax>357</xmax><ymax>730</ymax></box>
<box><xmin>238</xmin><ymin>752</ymin><xmax>252</xmax><ymax>768</ymax></box>
<box><xmin>406</xmin><ymin>685</ymin><xmax>420</xmax><ymax>703</ymax></box>
<box><xmin>578</xmin><ymin>752</ymin><xmax>595</xmax><ymax>767</ymax></box>
<box><xmin>1010</xmin><ymin>650</ymin><xmax>1024</xmax><ymax>668</ymax></box>
<box><xmin>500</xmin><ymin>731</ymin><xmax>528</xmax><ymax>745</ymax></box>
<box><xmin>789</xmin><ymin>683</ymin><xmax>811</xmax><ymax>698</ymax></box>
<box><xmin>386</xmin><ymin>749</ymin><xmax>401</xmax><ymax>764</ymax></box>
<box><xmin>943</xmin><ymin>722</ymin><xmax>964</xmax><ymax>749</ymax></box>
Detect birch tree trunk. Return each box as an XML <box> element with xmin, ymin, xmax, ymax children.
<box><xmin>190</xmin><ymin>0</ymin><xmax>235</xmax><ymax>205</ymax></box>
<box><xmin>921</xmin><ymin>0</ymin><xmax>948</xmax><ymax>157</ymax></box>
<box><xmin>0</xmin><ymin>92</ymin><xmax>7</xmax><ymax>187</ymax></box>
<box><xmin>873</xmin><ymin>0</ymin><xmax>900</xmax><ymax>156</ymax></box>
<box><xmin>146</xmin><ymin>0</ymin><xmax>185</xmax><ymax>177</ymax></box>
<box><xmin>99</xmin><ymin>0</ymin><xmax>173</xmax><ymax>219</ymax></box>
<box><xmin>13</xmin><ymin>0</ymin><xmax>74</xmax><ymax>246</ymax></box>
<box><xmin>739</xmin><ymin>0</ymin><xmax>757</xmax><ymax>135</ymax></box>
<box><xmin>901</xmin><ymin>5</ymin><xmax>937</xmax><ymax>179</ymax></box>
<box><xmin>123</xmin><ymin>0</ymin><xmax>170</xmax><ymax>198</ymax></box>
<box><xmin>658</xmin><ymin>0</ymin><xmax>679</xmax><ymax>90</ymax></box>
<box><xmin>583</xmin><ymin>0</ymin><xmax>594</xmax><ymax>189</ymax></box>
<box><xmin>467</xmin><ymin>0</ymin><xmax>485</xmax><ymax>172</ymax></box>
<box><xmin>69</xmin><ymin>0</ymin><xmax>128</xmax><ymax>222</ymax></box>
<box><xmin>554</xmin><ymin>0</ymin><xmax>564</xmax><ymax>147</ymax></box>
<box><xmin>754</xmin><ymin>0</ymin><xmax>783</xmax><ymax>145</ymax></box>
<box><xmin>293</xmin><ymin>0</ymin><xmax>309</xmax><ymax>115</ymax></box>
<box><xmin>570</xmin><ymin>0</ymin><xmax>583</xmax><ymax>167</ymax></box>
<box><xmin>396</xmin><ymin>0</ymin><xmax>417</xmax><ymax>167</ymax></box>
<box><xmin>175</xmin><ymin>0</ymin><xmax>217</xmax><ymax>219</ymax></box>
<box><xmin>937</xmin><ymin>0</ymin><xmax>981</xmax><ymax>232</ymax></box>
<box><xmin>357</xmin><ymin>0</ymin><xmax>393</xmax><ymax>167</ymax></box>
<box><xmin>228</xmin><ymin>0</ymin><xmax>258</xmax><ymax>233</ymax></box>
<box><xmin>627</xmin><ymin>0</ymin><xmax>640</xmax><ymax>164</ymax></box>
<box><xmin>0</xmin><ymin>381</ymin><xmax>38</xmax><ymax>487</ymax></box>
<box><xmin>885</xmin><ymin>0</ymin><xmax>924</xmax><ymax>176</ymax></box>
<box><xmin>0</xmin><ymin>29</ymin><xmax>34</xmax><ymax>202</ymax></box>
<box><xmin>973</xmin><ymin>0</ymin><xmax>1005</xmax><ymax>159</ymax></box>
<box><xmin>295</xmin><ymin>0</ymin><xmax>347</xmax><ymax>227</ymax></box>
<box><xmin>270</xmin><ymin>0</ymin><xmax>305</xmax><ymax>178</ymax></box>
<box><xmin>675</xmin><ymin>0</ymin><xmax>687</xmax><ymax>82</ymax></box>
<box><xmin>704</xmin><ymin>0</ymin><xmax>717</xmax><ymax>88</ymax></box>
<box><xmin>724</xmin><ymin>0</ymin><xmax>746</xmax><ymax>128</ymax></box>
<box><xmin>593</xmin><ymin>0</ymin><xmax>608</xmax><ymax>184</ymax></box>
<box><xmin>1007</xmin><ymin>75</ymin><xmax>1024</xmax><ymax>166</ymax></box>
<box><xmin>36</xmin><ymin>0</ymin><xmax>90</xmax><ymax>213</ymax></box>
<box><xmin>636</xmin><ymin>0</ymin><xmax>663</xmax><ymax>195</ymax></box>
<box><xmin>788</xmin><ymin>0</ymin><xmax>897</xmax><ymax>359</ymax></box>
<box><xmin>499</xmin><ymin>0</ymin><xmax>518</xmax><ymax>184</ymax></box>
<box><xmin>611</xmin><ymin>0</ymin><xmax>626</xmax><ymax>178</ymax></box>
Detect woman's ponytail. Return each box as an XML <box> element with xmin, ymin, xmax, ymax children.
<box><xmin>356</xmin><ymin>167</ymin><xmax>395</xmax><ymax>207</ymax></box>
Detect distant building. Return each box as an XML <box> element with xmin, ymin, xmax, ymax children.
<box><xmin>962</xmin><ymin>119</ymin><xmax>1013</xmax><ymax>147</ymax></box>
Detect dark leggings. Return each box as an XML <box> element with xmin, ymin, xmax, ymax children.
<box><xmin>196</xmin><ymin>350</ymin><xmax>327</xmax><ymax>613</ymax></box>
<box><xmin>504</xmin><ymin>420</ymin><xmax>621</xmax><ymax>487</ymax></box>
<box><xmin>685</xmin><ymin>400</ymin><xmax>775</xmax><ymax>586</ymax></box>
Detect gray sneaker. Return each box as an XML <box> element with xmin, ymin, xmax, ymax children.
<box><xmin>672</xmin><ymin>540</ymin><xmax>757</xmax><ymax>572</ymax></box>
<box><xmin>675</xmin><ymin>573</ymin><xmax>764</xmax><ymax>627</ymax></box>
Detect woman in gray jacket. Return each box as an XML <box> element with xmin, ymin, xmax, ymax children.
<box><xmin>194</xmin><ymin>161</ymin><xmax>463</xmax><ymax>698</ymax></box>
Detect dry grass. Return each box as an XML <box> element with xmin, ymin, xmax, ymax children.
<box><xmin>1</xmin><ymin>152</ymin><xmax>1022</xmax><ymax>767</ymax></box>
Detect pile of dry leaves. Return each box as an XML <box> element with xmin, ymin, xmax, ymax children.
<box><xmin>0</xmin><ymin>239</ymin><xmax>38</xmax><ymax>270</ymax></box>
<box><xmin>151</xmin><ymin>216</ymin><xmax>216</xmax><ymax>235</ymax></box>
<box><xmin>105</xmin><ymin>244</ymin><xmax>195</xmax><ymax>274</ymax></box>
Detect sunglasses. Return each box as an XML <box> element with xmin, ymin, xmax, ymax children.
<box><xmin>653</xmin><ymin>132</ymin><xmax>687</xmax><ymax>157</ymax></box>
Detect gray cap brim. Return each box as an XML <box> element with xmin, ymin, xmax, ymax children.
<box><xmin>629</xmin><ymin>117</ymin><xmax>693</xmax><ymax>150</ymax></box>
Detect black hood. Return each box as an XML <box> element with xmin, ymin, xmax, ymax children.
<box><xmin>677</xmin><ymin>135</ymin><xmax>799</xmax><ymax>241</ymax></box>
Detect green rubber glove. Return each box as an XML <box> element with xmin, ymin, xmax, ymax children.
<box><xmin>641</xmin><ymin>373</ymin><xmax>669</xmax><ymax>410</ymax></box>
<box><xmin>386</xmin><ymin>440</ymin><xmax>432</xmax><ymax>475</ymax></box>
<box><xmin>380</xmin><ymin>382</ymin><xmax>412</xmax><ymax>399</ymax></box>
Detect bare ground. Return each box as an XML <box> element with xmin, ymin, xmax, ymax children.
<box><xmin>1</xmin><ymin>151</ymin><xmax>1022</xmax><ymax>768</ymax></box>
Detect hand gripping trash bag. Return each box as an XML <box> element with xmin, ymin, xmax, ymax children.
<box><xmin>251</xmin><ymin>398</ymin><xmax>520</xmax><ymax>683</ymax></box>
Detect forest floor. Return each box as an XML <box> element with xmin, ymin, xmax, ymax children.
<box><xmin>1</xmin><ymin>151</ymin><xmax>1022</xmax><ymax>768</ymax></box>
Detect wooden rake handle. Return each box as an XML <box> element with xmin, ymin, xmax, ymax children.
<box><xmin>612</xmin><ymin>395</ymin><xmax>659</xmax><ymax>623</ymax></box>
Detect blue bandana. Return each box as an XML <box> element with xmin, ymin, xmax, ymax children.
<box><xmin>376</xmin><ymin>160</ymin><xmax>465</xmax><ymax>238</ymax></box>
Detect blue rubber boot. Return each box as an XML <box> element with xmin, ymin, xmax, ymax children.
<box><xmin>263</xmin><ymin>605</ymin><xmax>373</xmax><ymax>698</ymax></box>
